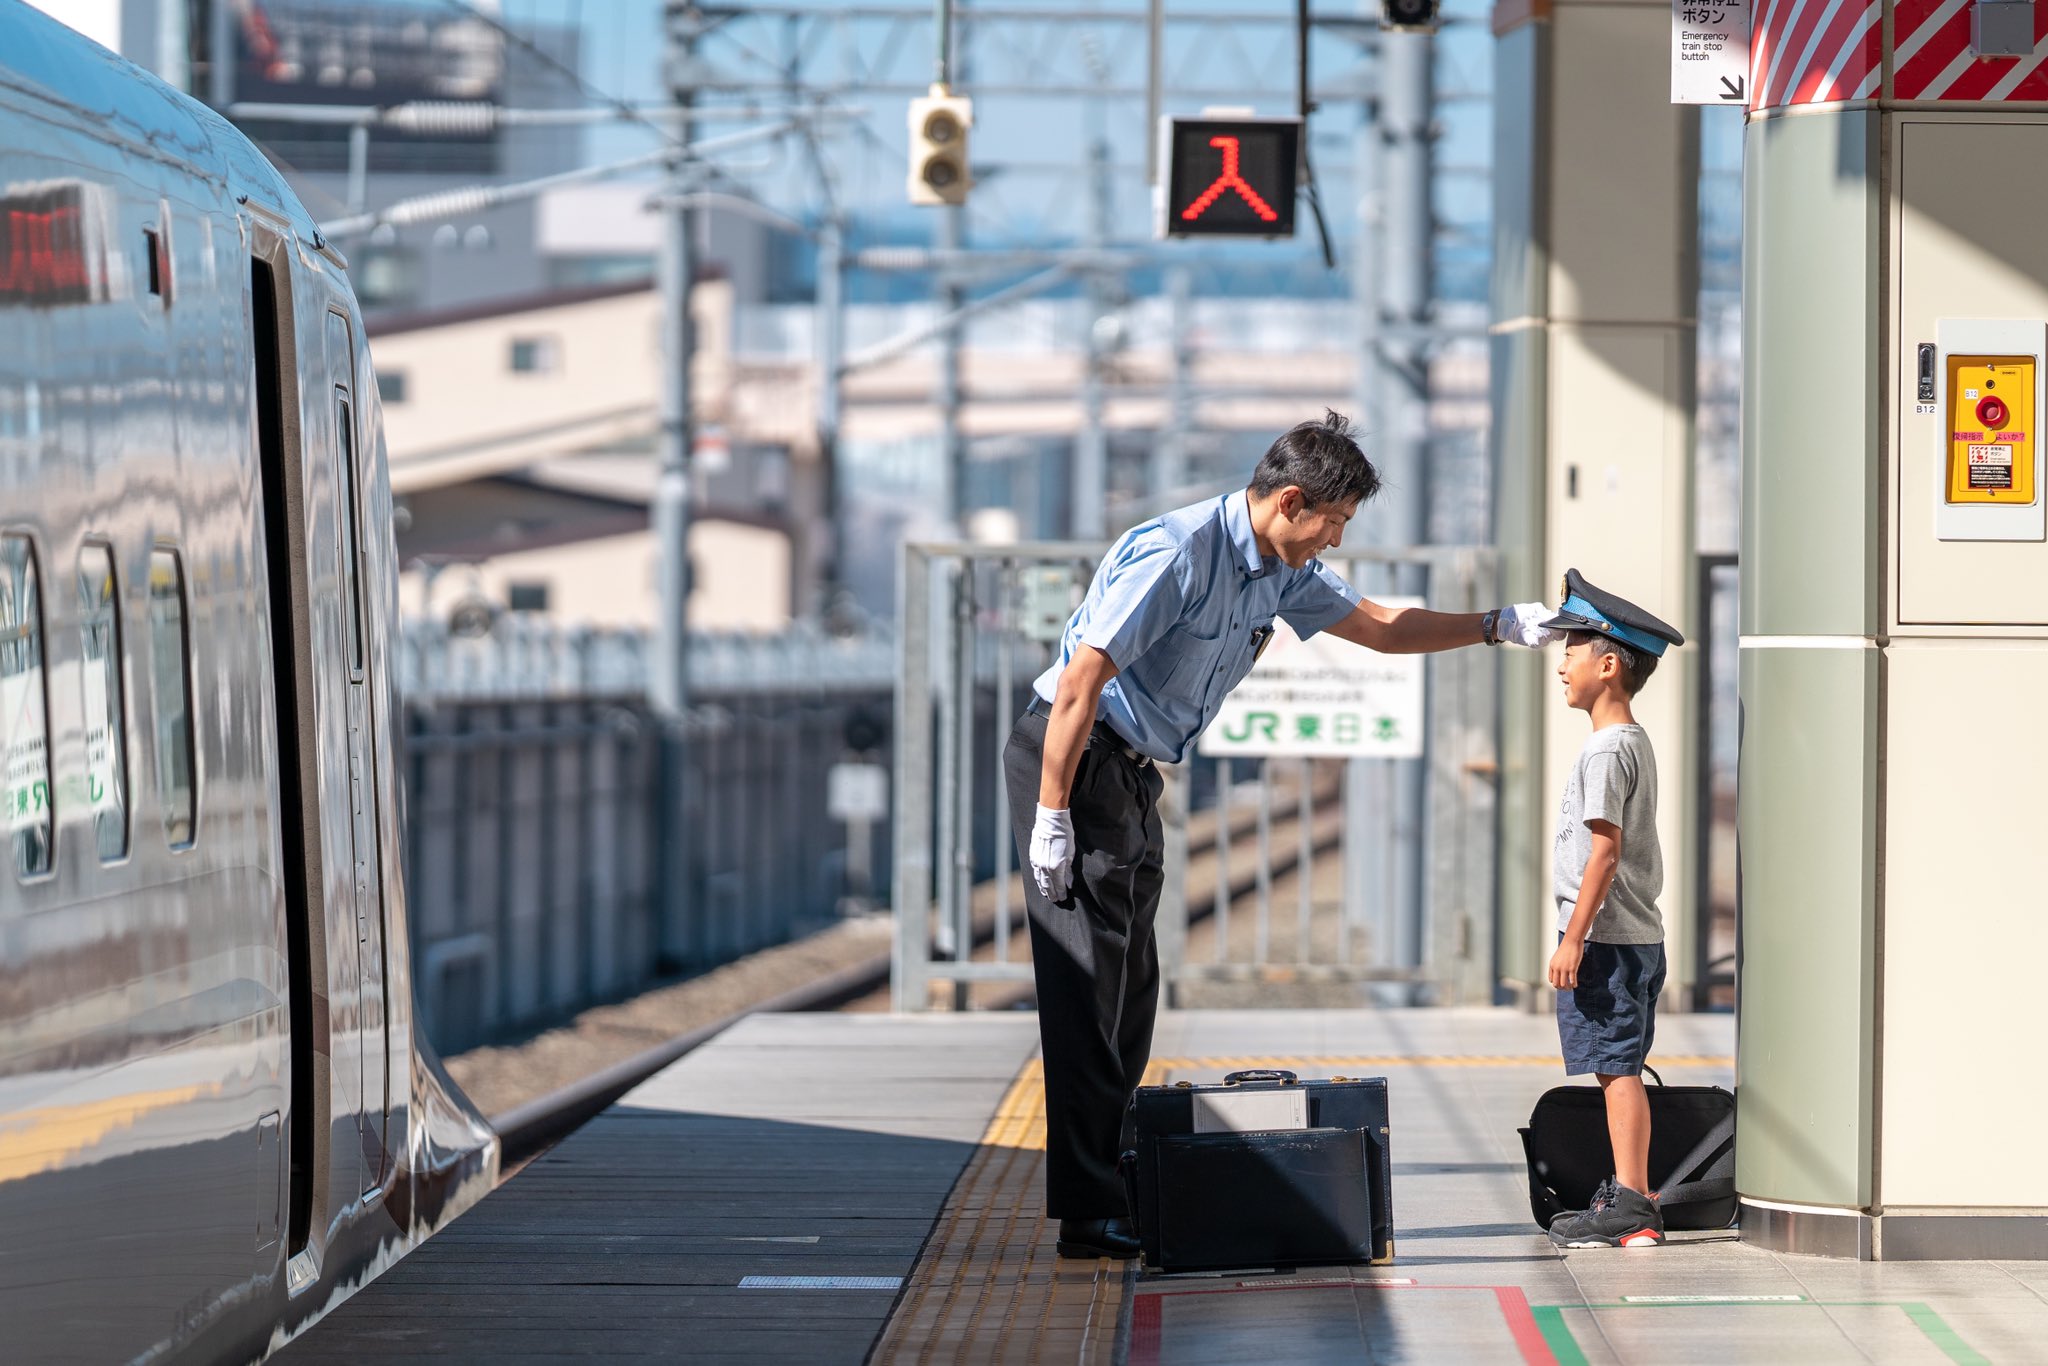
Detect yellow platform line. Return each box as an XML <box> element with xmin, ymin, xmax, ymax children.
<box><xmin>1147</xmin><ymin>1054</ymin><xmax>1732</xmax><ymax>1072</ymax></box>
<box><xmin>872</xmin><ymin>1052</ymin><xmax>1733</xmax><ymax>1363</ymax></box>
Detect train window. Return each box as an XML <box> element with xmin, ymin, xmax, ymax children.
<box><xmin>147</xmin><ymin>549</ymin><xmax>196</xmax><ymax>850</ymax></box>
<box><xmin>508</xmin><ymin>336</ymin><xmax>558</xmax><ymax>374</ymax></box>
<box><xmin>78</xmin><ymin>544</ymin><xmax>129</xmax><ymax>862</ymax></box>
<box><xmin>1</xmin><ymin>534</ymin><xmax>53</xmax><ymax>878</ymax></box>
<box><xmin>337</xmin><ymin>396</ymin><xmax>366</xmax><ymax>679</ymax></box>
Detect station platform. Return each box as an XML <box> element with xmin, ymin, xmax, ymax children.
<box><xmin>278</xmin><ymin>1009</ymin><xmax>2048</xmax><ymax>1364</ymax></box>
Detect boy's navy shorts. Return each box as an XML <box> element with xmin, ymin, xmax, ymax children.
<box><xmin>1555</xmin><ymin>935</ymin><xmax>1666</xmax><ymax>1077</ymax></box>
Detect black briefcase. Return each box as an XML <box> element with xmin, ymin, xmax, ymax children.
<box><xmin>1518</xmin><ymin>1066</ymin><xmax>1735</xmax><ymax>1232</ymax></box>
<box><xmin>1122</xmin><ymin>1069</ymin><xmax>1394</xmax><ymax>1272</ymax></box>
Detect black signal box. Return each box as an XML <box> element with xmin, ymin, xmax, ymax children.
<box><xmin>1157</xmin><ymin>116</ymin><xmax>1300</xmax><ymax>240</ymax></box>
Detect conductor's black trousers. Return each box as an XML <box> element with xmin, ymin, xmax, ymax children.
<box><xmin>1002</xmin><ymin>704</ymin><xmax>1165</xmax><ymax>1220</ymax></box>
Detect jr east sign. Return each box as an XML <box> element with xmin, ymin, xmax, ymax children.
<box><xmin>1197</xmin><ymin>599</ymin><xmax>1425</xmax><ymax>761</ymax></box>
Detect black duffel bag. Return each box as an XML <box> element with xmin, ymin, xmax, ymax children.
<box><xmin>1518</xmin><ymin>1065</ymin><xmax>1736</xmax><ymax>1232</ymax></box>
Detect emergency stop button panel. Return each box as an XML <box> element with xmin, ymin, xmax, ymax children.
<box><xmin>1935</xmin><ymin>319</ymin><xmax>2047</xmax><ymax>543</ymax></box>
<box><xmin>1946</xmin><ymin>355</ymin><xmax>2034</xmax><ymax>505</ymax></box>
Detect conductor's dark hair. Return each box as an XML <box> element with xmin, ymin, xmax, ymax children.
<box><xmin>1569</xmin><ymin>630</ymin><xmax>1659</xmax><ymax>696</ymax></box>
<box><xmin>1249</xmin><ymin>409</ymin><xmax>1382</xmax><ymax>510</ymax></box>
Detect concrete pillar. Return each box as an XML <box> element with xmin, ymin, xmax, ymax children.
<box><xmin>1489</xmin><ymin>0</ymin><xmax>1700</xmax><ymax>1002</ymax></box>
<box><xmin>1738</xmin><ymin>2</ymin><xmax>2048</xmax><ymax>1259</ymax></box>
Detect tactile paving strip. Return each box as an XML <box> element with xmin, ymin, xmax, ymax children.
<box><xmin>869</xmin><ymin>1056</ymin><xmax>1154</xmax><ymax>1366</ymax></box>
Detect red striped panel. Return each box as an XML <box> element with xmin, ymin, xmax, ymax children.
<box><xmin>1754</xmin><ymin>0</ymin><xmax>2048</xmax><ymax>104</ymax></box>
<box><xmin>1750</xmin><ymin>0</ymin><xmax>1881</xmax><ymax>107</ymax></box>
<box><xmin>2008</xmin><ymin>5</ymin><xmax>2048</xmax><ymax>98</ymax></box>
<box><xmin>1895</xmin><ymin>0</ymin><xmax>1980</xmax><ymax>99</ymax></box>
<box><xmin>1758</xmin><ymin>0</ymin><xmax>1838</xmax><ymax>105</ymax></box>
<box><xmin>1789</xmin><ymin>1</ymin><xmax>1881</xmax><ymax>102</ymax></box>
<box><xmin>1749</xmin><ymin>0</ymin><xmax>1790</xmax><ymax>107</ymax></box>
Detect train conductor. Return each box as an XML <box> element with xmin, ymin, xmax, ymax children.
<box><xmin>1004</xmin><ymin>411</ymin><xmax>1559</xmax><ymax>1260</ymax></box>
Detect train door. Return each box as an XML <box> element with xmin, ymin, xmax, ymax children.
<box><xmin>251</xmin><ymin>251</ymin><xmax>322</xmax><ymax>1268</ymax></box>
<box><xmin>325</xmin><ymin>310</ymin><xmax>389</xmax><ymax>1190</ymax></box>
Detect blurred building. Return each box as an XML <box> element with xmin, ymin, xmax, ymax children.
<box><xmin>370</xmin><ymin>277</ymin><xmax>804</xmax><ymax>634</ymax></box>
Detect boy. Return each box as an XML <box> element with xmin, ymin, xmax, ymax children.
<box><xmin>1540</xmin><ymin>569</ymin><xmax>1684</xmax><ymax>1250</ymax></box>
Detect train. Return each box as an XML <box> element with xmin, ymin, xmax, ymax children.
<box><xmin>0</xmin><ymin>6</ymin><xmax>498</xmax><ymax>1362</ymax></box>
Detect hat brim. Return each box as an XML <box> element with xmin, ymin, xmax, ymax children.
<box><xmin>1539</xmin><ymin>610</ymin><xmax>1605</xmax><ymax>635</ymax></box>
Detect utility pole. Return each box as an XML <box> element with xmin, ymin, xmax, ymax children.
<box><xmin>1153</xmin><ymin>262</ymin><xmax>1193</xmax><ymax>503</ymax></box>
<box><xmin>1376</xmin><ymin>26</ymin><xmax>1435</xmax><ymax>985</ymax></box>
<box><xmin>936</xmin><ymin>209</ymin><xmax>966</xmax><ymax>531</ymax></box>
<box><xmin>933</xmin><ymin>0</ymin><xmax>968</xmax><ymax>534</ymax></box>
<box><xmin>207</xmin><ymin>0</ymin><xmax>234</xmax><ymax>109</ymax></box>
<box><xmin>1344</xmin><ymin>60</ymin><xmax>1383</xmax><ymax>976</ymax></box>
<box><xmin>655</xmin><ymin>3</ymin><xmax>703</xmax><ymax>968</ymax></box>
<box><xmin>814</xmin><ymin>212</ymin><xmax>847</xmax><ymax>620</ymax></box>
<box><xmin>1074</xmin><ymin>133</ymin><xmax>1112</xmax><ymax>539</ymax></box>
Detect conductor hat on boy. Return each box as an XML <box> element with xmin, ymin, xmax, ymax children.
<box><xmin>1539</xmin><ymin>569</ymin><xmax>1685</xmax><ymax>658</ymax></box>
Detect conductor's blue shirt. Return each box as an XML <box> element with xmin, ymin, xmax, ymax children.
<box><xmin>1031</xmin><ymin>490</ymin><xmax>1363</xmax><ymax>763</ymax></box>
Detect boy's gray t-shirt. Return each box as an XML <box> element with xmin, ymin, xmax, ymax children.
<box><xmin>1553</xmin><ymin>723</ymin><xmax>1663</xmax><ymax>944</ymax></box>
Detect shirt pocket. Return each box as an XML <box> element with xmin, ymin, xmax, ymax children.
<box><xmin>1156</xmin><ymin>622</ymin><xmax>1225</xmax><ymax>702</ymax></box>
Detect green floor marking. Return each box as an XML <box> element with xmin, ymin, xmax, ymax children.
<box><xmin>1529</xmin><ymin>1305</ymin><xmax>1590</xmax><ymax>1366</ymax></box>
<box><xmin>1900</xmin><ymin>1302</ymin><xmax>1990</xmax><ymax>1366</ymax></box>
<box><xmin>1542</xmin><ymin>1298</ymin><xmax>1988</xmax><ymax>1365</ymax></box>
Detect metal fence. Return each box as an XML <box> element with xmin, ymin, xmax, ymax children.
<box><xmin>890</xmin><ymin>541</ymin><xmax>1501</xmax><ymax>1013</ymax></box>
<box><xmin>400</xmin><ymin>618</ymin><xmax>895</xmax><ymax>1054</ymax></box>
<box><xmin>398</xmin><ymin>616</ymin><xmax>895</xmax><ymax>701</ymax></box>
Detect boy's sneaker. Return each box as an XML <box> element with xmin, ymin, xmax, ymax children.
<box><xmin>1547</xmin><ymin>1180</ymin><xmax>1665</xmax><ymax>1249</ymax></box>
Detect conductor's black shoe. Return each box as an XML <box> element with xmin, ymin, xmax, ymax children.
<box><xmin>1055</xmin><ymin>1216</ymin><xmax>1140</xmax><ymax>1259</ymax></box>
<box><xmin>1547</xmin><ymin>1181</ymin><xmax>1665</xmax><ymax>1249</ymax></box>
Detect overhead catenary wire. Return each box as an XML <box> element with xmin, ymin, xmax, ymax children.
<box><xmin>227</xmin><ymin>100</ymin><xmax>852</xmax><ymax>132</ymax></box>
<box><xmin>431</xmin><ymin>0</ymin><xmax>694</xmax><ymax>153</ymax></box>
<box><xmin>318</xmin><ymin>119</ymin><xmax>803</xmax><ymax>239</ymax></box>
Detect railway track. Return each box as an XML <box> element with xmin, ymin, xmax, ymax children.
<box><xmin>484</xmin><ymin>771</ymin><xmax>1341</xmax><ymax>1166</ymax></box>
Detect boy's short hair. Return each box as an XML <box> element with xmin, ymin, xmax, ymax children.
<box><xmin>1570</xmin><ymin>630</ymin><xmax>1658</xmax><ymax>696</ymax></box>
<box><xmin>1249</xmin><ymin>409</ymin><xmax>1382</xmax><ymax>510</ymax></box>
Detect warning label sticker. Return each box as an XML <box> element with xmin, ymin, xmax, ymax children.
<box><xmin>1968</xmin><ymin>444</ymin><xmax>2014</xmax><ymax>489</ymax></box>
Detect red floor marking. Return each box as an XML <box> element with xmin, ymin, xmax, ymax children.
<box><xmin>1494</xmin><ymin>1286</ymin><xmax>1561</xmax><ymax>1366</ymax></box>
<box><xmin>1127</xmin><ymin>1281</ymin><xmax>1556</xmax><ymax>1366</ymax></box>
<box><xmin>1130</xmin><ymin>1293</ymin><xmax>1162</xmax><ymax>1365</ymax></box>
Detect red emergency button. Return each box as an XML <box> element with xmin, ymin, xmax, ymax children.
<box><xmin>1978</xmin><ymin>394</ymin><xmax>2010</xmax><ymax>429</ymax></box>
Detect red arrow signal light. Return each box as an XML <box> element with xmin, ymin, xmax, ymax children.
<box><xmin>1157</xmin><ymin>116</ymin><xmax>1300</xmax><ymax>240</ymax></box>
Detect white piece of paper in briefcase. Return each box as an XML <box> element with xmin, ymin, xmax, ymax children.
<box><xmin>1190</xmin><ymin>1089</ymin><xmax>1309</xmax><ymax>1134</ymax></box>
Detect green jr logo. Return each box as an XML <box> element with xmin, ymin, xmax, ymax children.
<box><xmin>1220</xmin><ymin>710</ymin><xmax>1281</xmax><ymax>743</ymax></box>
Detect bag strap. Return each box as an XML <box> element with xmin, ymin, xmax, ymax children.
<box><xmin>1643</xmin><ymin>1063</ymin><xmax>1664</xmax><ymax>1087</ymax></box>
<box><xmin>1654</xmin><ymin>1111</ymin><xmax>1736</xmax><ymax>1208</ymax></box>
<box><xmin>1658</xmin><ymin>1174</ymin><xmax>1736</xmax><ymax>1208</ymax></box>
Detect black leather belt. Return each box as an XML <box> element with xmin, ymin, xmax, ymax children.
<box><xmin>1026</xmin><ymin>696</ymin><xmax>1153</xmax><ymax>766</ymax></box>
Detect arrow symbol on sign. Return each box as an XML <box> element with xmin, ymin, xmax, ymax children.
<box><xmin>1719</xmin><ymin>74</ymin><xmax>1746</xmax><ymax>101</ymax></box>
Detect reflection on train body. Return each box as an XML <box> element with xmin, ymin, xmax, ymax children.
<box><xmin>0</xmin><ymin>8</ymin><xmax>497</xmax><ymax>1362</ymax></box>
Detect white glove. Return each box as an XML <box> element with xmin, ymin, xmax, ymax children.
<box><xmin>1030</xmin><ymin>804</ymin><xmax>1076</xmax><ymax>904</ymax></box>
<box><xmin>1497</xmin><ymin>602</ymin><xmax>1566</xmax><ymax>649</ymax></box>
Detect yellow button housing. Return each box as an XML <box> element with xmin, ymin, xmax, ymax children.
<box><xmin>1947</xmin><ymin>354</ymin><xmax>2036</xmax><ymax>505</ymax></box>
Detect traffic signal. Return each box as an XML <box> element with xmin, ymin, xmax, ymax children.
<box><xmin>1380</xmin><ymin>0</ymin><xmax>1440</xmax><ymax>31</ymax></box>
<box><xmin>1155</xmin><ymin>116</ymin><xmax>1300</xmax><ymax>240</ymax></box>
<box><xmin>907</xmin><ymin>90</ymin><xmax>973</xmax><ymax>206</ymax></box>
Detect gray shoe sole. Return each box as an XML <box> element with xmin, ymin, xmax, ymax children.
<box><xmin>1548</xmin><ymin>1228</ymin><xmax>1664</xmax><ymax>1249</ymax></box>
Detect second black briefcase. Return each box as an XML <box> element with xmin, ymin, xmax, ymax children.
<box><xmin>1518</xmin><ymin>1065</ymin><xmax>1736</xmax><ymax>1232</ymax></box>
<box><xmin>1123</xmin><ymin>1069</ymin><xmax>1394</xmax><ymax>1273</ymax></box>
